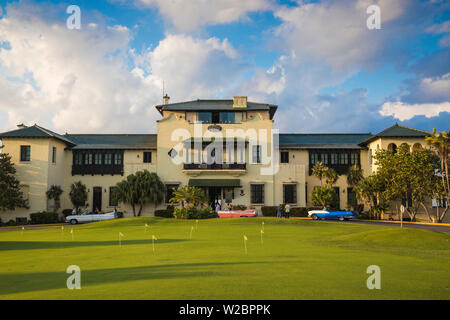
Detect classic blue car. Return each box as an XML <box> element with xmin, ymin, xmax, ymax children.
<box><xmin>308</xmin><ymin>209</ymin><xmax>357</xmax><ymax>221</ymax></box>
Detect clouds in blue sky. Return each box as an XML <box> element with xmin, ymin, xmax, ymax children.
<box><xmin>0</xmin><ymin>0</ymin><xmax>448</xmax><ymax>134</ymax></box>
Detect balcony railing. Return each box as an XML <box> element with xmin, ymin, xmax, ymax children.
<box><xmin>72</xmin><ymin>164</ymin><xmax>124</xmax><ymax>176</ymax></box>
<box><xmin>308</xmin><ymin>164</ymin><xmax>360</xmax><ymax>176</ymax></box>
<box><xmin>183</xmin><ymin>163</ymin><xmax>246</xmax><ymax>170</ymax></box>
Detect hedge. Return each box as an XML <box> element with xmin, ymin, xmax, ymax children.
<box><xmin>29</xmin><ymin>212</ymin><xmax>59</xmax><ymax>224</ymax></box>
<box><xmin>231</xmin><ymin>205</ymin><xmax>247</xmax><ymax>210</ymax></box>
<box><xmin>261</xmin><ymin>206</ymin><xmax>278</xmax><ymax>217</ymax></box>
<box><xmin>155</xmin><ymin>205</ymin><xmax>175</xmax><ymax>218</ymax></box>
<box><xmin>174</xmin><ymin>207</ymin><xmax>218</xmax><ymax>219</ymax></box>
<box><xmin>62</xmin><ymin>209</ymin><xmax>74</xmax><ymax>217</ymax></box>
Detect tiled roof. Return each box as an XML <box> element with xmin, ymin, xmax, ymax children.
<box><xmin>156</xmin><ymin>99</ymin><xmax>278</xmax><ymax>119</ymax></box>
<box><xmin>66</xmin><ymin>134</ymin><xmax>157</xmax><ymax>150</ymax></box>
<box><xmin>279</xmin><ymin>133</ymin><xmax>372</xmax><ymax>149</ymax></box>
<box><xmin>0</xmin><ymin>124</ymin><xmax>76</xmax><ymax>146</ymax></box>
<box><xmin>360</xmin><ymin>124</ymin><xmax>431</xmax><ymax>145</ymax></box>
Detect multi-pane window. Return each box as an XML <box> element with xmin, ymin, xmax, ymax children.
<box><xmin>252</xmin><ymin>145</ymin><xmax>261</xmax><ymax>164</ymax></box>
<box><xmin>84</xmin><ymin>153</ymin><xmax>92</xmax><ymax>165</ymax></box>
<box><xmin>143</xmin><ymin>152</ymin><xmax>152</xmax><ymax>163</ymax></box>
<box><xmin>20</xmin><ymin>146</ymin><xmax>30</xmax><ymax>162</ymax></box>
<box><xmin>330</xmin><ymin>153</ymin><xmax>338</xmax><ymax>165</ymax></box>
<box><xmin>52</xmin><ymin>147</ymin><xmax>56</xmax><ymax>163</ymax></box>
<box><xmin>109</xmin><ymin>187</ymin><xmax>118</xmax><ymax>206</ymax></box>
<box><xmin>311</xmin><ymin>153</ymin><xmax>319</xmax><ymax>165</ymax></box>
<box><xmin>350</xmin><ymin>153</ymin><xmax>359</xmax><ymax>165</ymax></box>
<box><xmin>283</xmin><ymin>184</ymin><xmax>297</xmax><ymax>204</ymax></box>
<box><xmin>114</xmin><ymin>153</ymin><xmax>122</xmax><ymax>165</ymax></box>
<box><xmin>281</xmin><ymin>151</ymin><xmax>289</xmax><ymax>164</ymax></box>
<box><xmin>219</xmin><ymin>112</ymin><xmax>235</xmax><ymax>124</ymax></box>
<box><xmin>94</xmin><ymin>153</ymin><xmax>102</xmax><ymax>165</ymax></box>
<box><xmin>339</xmin><ymin>153</ymin><xmax>348</xmax><ymax>165</ymax></box>
<box><xmin>165</xmin><ymin>184</ymin><xmax>179</xmax><ymax>204</ymax></box>
<box><xmin>320</xmin><ymin>153</ymin><xmax>329</xmax><ymax>165</ymax></box>
<box><xmin>251</xmin><ymin>184</ymin><xmax>264</xmax><ymax>204</ymax></box>
<box><xmin>198</xmin><ymin>112</ymin><xmax>212</xmax><ymax>123</ymax></box>
<box><xmin>347</xmin><ymin>188</ymin><xmax>357</xmax><ymax>206</ymax></box>
<box><xmin>104</xmin><ymin>153</ymin><xmax>112</xmax><ymax>165</ymax></box>
<box><xmin>74</xmin><ymin>153</ymin><xmax>83</xmax><ymax>165</ymax></box>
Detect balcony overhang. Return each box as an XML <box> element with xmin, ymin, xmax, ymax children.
<box><xmin>188</xmin><ymin>179</ymin><xmax>241</xmax><ymax>188</ymax></box>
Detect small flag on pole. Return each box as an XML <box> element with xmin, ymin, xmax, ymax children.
<box><xmin>152</xmin><ymin>235</ymin><xmax>157</xmax><ymax>253</ymax></box>
<box><xmin>70</xmin><ymin>228</ymin><xmax>74</xmax><ymax>241</ymax></box>
<box><xmin>262</xmin><ymin>221</ymin><xmax>265</xmax><ymax>231</ymax></box>
<box><xmin>190</xmin><ymin>226</ymin><xmax>194</xmax><ymax>239</ymax></box>
<box><xmin>260</xmin><ymin>229</ymin><xmax>264</xmax><ymax>245</ymax></box>
<box><xmin>119</xmin><ymin>232</ymin><xmax>124</xmax><ymax>247</ymax></box>
<box><xmin>21</xmin><ymin>226</ymin><xmax>24</xmax><ymax>236</ymax></box>
<box><xmin>196</xmin><ymin>220</ymin><xmax>199</xmax><ymax>230</ymax></box>
<box><xmin>61</xmin><ymin>225</ymin><xmax>64</xmax><ymax>231</ymax></box>
<box><xmin>145</xmin><ymin>223</ymin><xmax>149</xmax><ymax>232</ymax></box>
<box><xmin>243</xmin><ymin>235</ymin><xmax>248</xmax><ymax>254</ymax></box>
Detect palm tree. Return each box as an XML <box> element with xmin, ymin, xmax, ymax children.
<box><xmin>113</xmin><ymin>170</ymin><xmax>165</xmax><ymax>217</ymax></box>
<box><xmin>347</xmin><ymin>165</ymin><xmax>363</xmax><ymax>186</ymax></box>
<box><xmin>425</xmin><ymin>129</ymin><xmax>450</xmax><ymax>222</ymax></box>
<box><xmin>169</xmin><ymin>185</ymin><xmax>207</xmax><ymax>209</ymax></box>
<box><xmin>324</xmin><ymin>167</ymin><xmax>338</xmax><ymax>186</ymax></box>
<box><xmin>312</xmin><ymin>162</ymin><xmax>328</xmax><ymax>186</ymax></box>
<box><xmin>69</xmin><ymin>181</ymin><xmax>87</xmax><ymax>211</ymax></box>
<box><xmin>46</xmin><ymin>185</ymin><xmax>63</xmax><ymax>212</ymax></box>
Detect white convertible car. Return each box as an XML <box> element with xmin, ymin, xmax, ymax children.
<box><xmin>65</xmin><ymin>211</ymin><xmax>116</xmax><ymax>225</ymax></box>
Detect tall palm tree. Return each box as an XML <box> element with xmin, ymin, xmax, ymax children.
<box><xmin>347</xmin><ymin>165</ymin><xmax>363</xmax><ymax>186</ymax></box>
<box><xmin>312</xmin><ymin>162</ymin><xmax>328</xmax><ymax>186</ymax></box>
<box><xmin>425</xmin><ymin>129</ymin><xmax>449</xmax><ymax>222</ymax></box>
<box><xmin>46</xmin><ymin>185</ymin><xmax>63</xmax><ymax>211</ymax></box>
<box><xmin>69</xmin><ymin>181</ymin><xmax>87</xmax><ymax>211</ymax></box>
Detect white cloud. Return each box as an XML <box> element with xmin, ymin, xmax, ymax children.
<box><xmin>136</xmin><ymin>0</ymin><xmax>271</xmax><ymax>31</ymax></box>
<box><xmin>379</xmin><ymin>101</ymin><xmax>450</xmax><ymax>121</ymax></box>
<box><xmin>0</xmin><ymin>2</ymin><xmax>245</xmax><ymax>133</ymax></box>
<box><xmin>273</xmin><ymin>0</ymin><xmax>406</xmax><ymax>72</ymax></box>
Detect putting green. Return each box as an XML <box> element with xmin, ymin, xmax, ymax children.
<box><xmin>0</xmin><ymin>218</ymin><xmax>449</xmax><ymax>300</ymax></box>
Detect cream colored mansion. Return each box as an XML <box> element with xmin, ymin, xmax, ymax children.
<box><xmin>0</xmin><ymin>97</ymin><xmax>435</xmax><ymax>222</ymax></box>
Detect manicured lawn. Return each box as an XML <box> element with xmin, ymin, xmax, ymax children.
<box><xmin>0</xmin><ymin>217</ymin><xmax>449</xmax><ymax>300</ymax></box>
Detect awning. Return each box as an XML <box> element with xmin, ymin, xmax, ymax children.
<box><xmin>188</xmin><ymin>179</ymin><xmax>241</xmax><ymax>188</ymax></box>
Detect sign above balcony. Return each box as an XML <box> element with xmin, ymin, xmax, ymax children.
<box><xmin>208</xmin><ymin>125</ymin><xmax>222</xmax><ymax>132</ymax></box>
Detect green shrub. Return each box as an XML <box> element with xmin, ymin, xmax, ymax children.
<box><xmin>117</xmin><ymin>212</ymin><xmax>124</xmax><ymax>218</ymax></box>
<box><xmin>29</xmin><ymin>212</ymin><xmax>59</xmax><ymax>224</ymax></box>
<box><xmin>261</xmin><ymin>206</ymin><xmax>278</xmax><ymax>217</ymax></box>
<box><xmin>62</xmin><ymin>209</ymin><xmax>74</xmax><ymax>217</ymax></box>
<box><xmin>173</xmin><ymin>207</ymin><xmax>218</xmax><ymax>219</ymax></box>
<box><xmin>155</xmin><ymin>209</ymin><xmax>174</xmax><ymax>218</ymax></box>
<box><xmin>231</xmin><ymin>205</ymin><xmax>247</xmax><ymax>210</ymax></box>
<box><xmin>5</xmin><ymin>220</ymin><xmax>16</xmax><ymax>226</ymax></box>
<box><xmin>289</xmin><ymin>207</ymin><xmax>308</xmax><ymax>217</ymax></box>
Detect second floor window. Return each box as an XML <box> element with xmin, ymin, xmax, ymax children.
<box><xmin>114</xmin><ymin>153</ymin><xmax>122</xmax><ymax>165</ymax></box>
<box><xmin>52</xmin><ymin>147</ymin><xmax>56</xmax><ymax>163</ymax></box>
<box><xmin>94</xmin><ymin>153</ymin><xmax>102</xmax><ymax>165</ymax></box>
<box><xmin>104</xmin><ymin>153</ymin><xmax>112</xmax><ymax>165</ymax></box>
<box><xmin>85</xmin><ymin>153</ymin><xmax>92</xmax><ymax>165</ymax></box>
<box><xmin>74</xmin><ymin>153</ymin><xmax>83</xmax><ymax>165</ymax></box>
<box><xmin>350</xmin><ymin>153</ymin><xmax>359</xmax><ymax>165</ymax></box>
<box><xmin>281</xmin><ymin>151</ymin><xmax>289</xmax><ymax>164</ymax></box>
<box><xmin>252</xmin><ymin>145</ymin><xmax>261</xmax><ymax>164</ymax></box>
<box><xmin>20</xmin><ymin>146</ymin><xmax>30</xmax><ymax>162</ymax></box>
<box><xmin>143</xmin><ymin>152</ymin><xmax>152</xmax><ymax>163</ymax></box>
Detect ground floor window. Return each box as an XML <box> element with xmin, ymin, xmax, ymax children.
<box><xmin>283</xmin><ymin>184</ymin><xmax>297</xmax><ymax>204</ymax></box>
<box><xmin>347</xmin><ymin>188</ymin><xmax>357</xmax><ymax>206</ymax></box>
<box><xmin>109</xmin><ymin>187</ymin><xmax>118</xmax><ymax>207</ymax></box>
<box><xmin>165</xmin><ymin>184</ymin><xmax>179</xmax><ymax>204</ymax></box>
<box><xmin>251</xmin><ymin>184</ymin><xmax>264</xmax><ymax>204</ymax></box>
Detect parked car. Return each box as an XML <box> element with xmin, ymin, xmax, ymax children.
<box><xmin>308</xmin><ymin>209</ymin><xmax>357</xmax><ymax>221</ymax></box>
<box><xmin>217</xmin><ymin>209</ymin><xmax>258</xmax><ymax>218</ymax></box>
<box><xmin>65</xmin><ymin>211</ymin><xmax>116</xmax><ymax>225</ymax></box>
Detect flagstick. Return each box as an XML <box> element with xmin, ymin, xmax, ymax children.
<box><xmin>196</xmin><ymin>220</ymin><xmax>199</xmax><ymax>230</ymax></box>
<box><xmin>189</xmin><ymin>226</ymin><xmax>194</xmax><ymax>240</ymax></box>
<box><xmin>119</xmin><ymin>233</ymin><xmax>121</xmax><ymax>248</ymax></box>
<box><xmin>261</xmin><ymin>229</ymin><xmax>264</xmax><ymax>245</ymax></box>
<box><xmin>145</xmin><ymin>223</ymin><xmax>148</xmax><ymax>233</ymax></box>
<box><xmin>243</xmin><ymin>235</ymin><xmax>248</xmax><ymax>254</ymax></box>
<box><xmin>152</xmin><ymin>235</ymin><xmax>157</xmax><ymax>253</ymax></box>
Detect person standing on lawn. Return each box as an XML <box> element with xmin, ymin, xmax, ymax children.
<box><xmin>285</xmin><ymin>204</ymin><xmax>291</xmax><ymax>219</ymax></box>
<box><xmin>277</xmin><ymin>204</ymin><xmax>282</xmax><ymax>218</ymax></box>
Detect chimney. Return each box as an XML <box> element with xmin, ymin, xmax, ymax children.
<box><xmin>17</xmin><ymin>123</ymin><xmax>27</xmax><ymax>129</ymax></box>
<box><xmin>163</xmin><ymin>94</ymin><xmax>170</xmax><ymax>105</ymax></box>
<box><xmin>233</xmin><ymin>96</ymin><xmax>247</xmax><ymax>108</ymax></box>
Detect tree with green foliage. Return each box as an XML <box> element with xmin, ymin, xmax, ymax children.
<box><xmin>311</xmin><ymin>162</ymin><xmax>328</xmax><ymax>186</ymax></box>
<box><xmin>0</xmin><ymin>152</ymin><xmax>29</xmax><ymax>211</ymax></box>
<box><xmin>347</xmin><ymin>165</ymin><xmax>363</xmax><ymax>186</ymax></box>
<box><xmin>46</xmin><ymin>185</ymin><xmax>63</xmax><ymax>211</ymax></box>
<box><xmin>312</xmin><ymin>186</ymin><xmax>337</xmax><ymax>208</ymax></box>
<box><xmin>425</xmin><ymin>129</ymin><xmax>449</xmax><ymax>222</ymax></box>
<box><xmin>354</xmin><ymin>174</ymin><xmax>388</xmax><ymax>219</ymax></box>
<box><xmin>69</xmin><ymin>181</ymin><xmax>88</xmax><ymax>211</ymax></box>
<box><xmin>169</xmin><ymin>185</ymin><xmax>207</xmax><ymax>209</ymax></box>
<box><xmin>113</xmin><ymin>170</ymin><xmax>165</xmax><ymax>217</ymax></box>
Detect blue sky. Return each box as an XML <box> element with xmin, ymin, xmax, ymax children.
<box><xmin>0</xmin><ymin>0</ymin><xmax>448</xmax><ymax>134</ymax></box>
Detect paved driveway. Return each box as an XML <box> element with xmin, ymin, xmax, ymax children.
<box><xmin>345</xmin><ymin>220</ymin><xmax>450</xmax><ymax>233</ymax></box>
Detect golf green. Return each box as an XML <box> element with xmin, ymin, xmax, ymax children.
<box><xmin>0</xmin><ymin>217</ymin><xmax>449</xmax><ymax>300</ymax></box>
